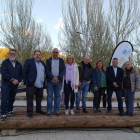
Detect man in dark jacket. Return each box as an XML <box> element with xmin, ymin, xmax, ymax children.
<box><xmin>46</xmin><ymin>48</ymin><xmax>65</xmax><ymax>116</ymax></box>
<box><xmin>106</xmin><ymin>58</ymin><xmax>124</xmax><ymax>116</ymax></box>
<box><xmin>76</xmin><ymin>56</ymin><xmax>94</xmax><ymax>113</ymax></box>
<box><xmin>22</xmin><ymin>50</ymin><xmax>46</xmax><ymax>118</ymax></box>
<box><xmin>1</xmin><ymin>49</ymin><xmax>22</xmax><ymax>121</ymax></box>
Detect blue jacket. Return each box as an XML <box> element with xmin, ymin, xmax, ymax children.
<box><xmin>22</xmin><ymin>58</ymin><xmax>46</xmax><ymax>86</ymax></box>
<box><xmin>91</xmin><ymin>69</ymin><xmax>106</xmax><ymax>87</ymax></box>
<box><xmin>46</xmin><ymin>57</ymin><xmax>65</xmax><ymax>82</ymax></box>
<box><xmin>1</xmin><ymin>59</ymin><xmax>22</xmax><ymax>86</ymax></box>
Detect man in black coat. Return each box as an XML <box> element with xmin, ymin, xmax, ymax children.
<box><xmin>1</xmin><ymin>49</ymin><xmax>22</xmax><ymax>121</ymax></box>
<box><xmin>106</xmin><ymin>58</ymin><xmax>124</xmax><ymax>116</ymax></box>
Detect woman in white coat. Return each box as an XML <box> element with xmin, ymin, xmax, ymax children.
<box><xmin>63</xmin><ymin>55</ymin><xmax>79</xmax><ymax>115</ymax></box>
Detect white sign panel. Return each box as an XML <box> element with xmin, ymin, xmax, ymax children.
<box><xmin>110</xmin><ymin>41</ymin><xmax>133</xmax><ymax>67</ymax></box>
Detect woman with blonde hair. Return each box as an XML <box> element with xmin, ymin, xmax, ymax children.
<box><xmin>63</xmin><ymin>55</ymin><xmax>79</xmax><ymax>115</ymax></box>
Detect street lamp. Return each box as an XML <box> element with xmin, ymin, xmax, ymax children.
<box><xmin>77</xmin><ymin>31</ymin><xmax>89</xmax><ymax>56</ymax></box>
<box><xmin>77</xmin><ymin>28</ymin><xmax>99</xmax><ymax>56</ymax></box>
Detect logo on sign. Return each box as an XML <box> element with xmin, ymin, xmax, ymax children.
<box><xmin>122</xmin><ymin>50</ymin><xmax>127</xmax><ymax>55</ymax></box>
<box><xmin>122</xmin><ymin>49</ymin><xmax>131</xmax><ymax>56</ymax></box>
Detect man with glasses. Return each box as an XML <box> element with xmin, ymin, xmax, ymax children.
<box><xmin>46</xmin><ymin>48</ymin><xmax>65</xmax><ymax>116</ymax></box>
<box><xmin>1</xmin><ymin>49</ymin><xmax>22</xmax><ymax>121</ymax></box>
<box><xmin>22</xmin><ymin>50</ymin><xmax>46</xmax><ymax>118</ymax></box>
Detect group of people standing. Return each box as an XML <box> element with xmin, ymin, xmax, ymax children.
<box><xmin>92</xmin><ymin>58</ymin><xmax>140</xmax><ymax>116</ymax></box>
<box><xmin>0</xmin><ymin>48</ymin><xmax>140</xmax><ymax>121</ymax></box>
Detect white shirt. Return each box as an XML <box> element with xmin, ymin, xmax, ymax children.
<box><xmin>9</xmin><ymin>59</ymin><xmax>16</xmax><ymax>68</ymax></box>
<box><xmin>112</xmin><ymin>66</ymin><xmax>117</xmax><ymax>77</ymax></box>
<box><xmin>34</xmin><ymin>60</ymin><xmax>45</xmax><ymax>88</ymax></box>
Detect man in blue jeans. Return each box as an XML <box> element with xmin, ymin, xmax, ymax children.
<box><xmin>106</xmin><ymin>58</ymin><xmax>124</xmax><ymax>116</ymax></box>
<box><xmin>76</xmin><ymin>56</ymin><xmax>94</xmax><ymax>113</ymax></box>
<box><xmin>1</xmin><ymin>49</ymin><xmax>22</xmax><ymax>121</ymax></box>
<box><xmin>46</xmin><ymin>48</ymin><xmax>65</xmax><ymax>116</ymax></box>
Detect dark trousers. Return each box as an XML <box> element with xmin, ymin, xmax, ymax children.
<box><xmin>93</xmin><ymin>88</ymin><xmax>105</xmax><ymax>110</ymax></box>
<box><xmin>64</xmin><ymin>81</ymin><xmax>75</xmax><ymax>110</ymax></box>
<box><xmin>1</xmin><ymin>84</ymin><xmax>18</xmax><ymax>115</ymax></box>
<box><xmin>107</xmin><ymin>88</ymin><xmax>124</xmax><ymax>113</ymax></box>
<box><xmin>124</xmin><ymin>89</ymin><xmax>135</xmax><ymax>114</ymax></box>
<box><xmin>26</xmin><ymin>85</ymin><xmax>43</xmax><ymax>114</ymax></box>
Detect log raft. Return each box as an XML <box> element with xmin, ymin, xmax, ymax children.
<box><xmin>0</xmin><ymin>106</ymin><xmax>140</xmax><ymax>129</ymax></box>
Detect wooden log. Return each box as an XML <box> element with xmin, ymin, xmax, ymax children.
<box><xmin>0</xmin><ymin>114</ymin><xmax>140</xmax><ymax>129</ymax></box>
<box><xmin>0</xmin><ymin>107</ymin><xmax>139</xmax><ymax>129</ymax></box>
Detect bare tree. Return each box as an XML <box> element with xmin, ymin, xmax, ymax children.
<box><xmin>59</xmin><ymin>0</ymin><xmax>140</xmax><ymax>68</ymax></box>
<box><xmin>131</xmin><ymin>30</ymin><xmax>140</xmax><ymax>73</ymax></box>
<box><xmin>108</xmin><ymin>0</ymin><xmax>140</xmax><ymax>46</ymax></box>
<box><xmin>0</xmin><ymin>0</ymin><xmax>53</xmax><ymax>65</ymax></box>
<box><xmin>59</xmin><ymin>0</ymin><xmax>113</xmax><ymax>67</ymax></box>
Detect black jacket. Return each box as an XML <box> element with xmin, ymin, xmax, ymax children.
<box><xmin>78</xmin><ymin>61</ymin><xmax>94</xmax><ymax>83</ymax></box>
<box><xmin>46</xmin><ymin>57</ymin><xmax>65</xmax><ymax>82</ymax></box>
<box><xmin>106</xmin><ymin>66</ymin><xmax>124</xmax><ymax>90</ymax></box>
<box><xmin>1</xmin><ymin>59</ymin><xmax>22</xmax><ymax>86</ymax></box>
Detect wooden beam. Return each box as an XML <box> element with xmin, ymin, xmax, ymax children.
<box><xmin>0</xmin><ymin>107</ymin><xmax>140</xmax><ymax>129</ymax></box>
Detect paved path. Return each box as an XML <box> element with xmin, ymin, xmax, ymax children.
<box><xmin>0</xmin><ymin>128</ymin><xmax>140</xmax><ymax>140</ymax></box>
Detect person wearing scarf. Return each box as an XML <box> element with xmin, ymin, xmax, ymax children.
<box><xmin>65</xmin><ymin>63</ymin><xmax>75</xmax><ymax>91</ymax></box>
<box><xmin>123</xmin><ymin>61</ymin><xmax>140</xmax><ymax>116</ymax></box>
<box><xmin>62</xmin><ymin>55</ymin><xmax>79</xmax><ymax>115</ymax></box>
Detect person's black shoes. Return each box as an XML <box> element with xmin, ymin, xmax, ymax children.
<box><xmin>107</xmin><ymin>110</ymin><xmax>112</xmax><ymax>113</ymax></box>
<box><xmin>1</xmin><ymin>115</ymin><xmax>6</xmax><ymax>121</ymax></box>
<box><xmin>118</xmin><ymin>113</ymin><xmax>124</xmax><ymax>116</ymax></box>
<box><xmin>7</xmin><ymin>111</ymin><xmax>16</xmax><ymax>116</ymax></box>
<box><xmin>28</xmin><ymin>113</ymin><xmax>33</xmax><ymax>118</ymax></box>
<box><xmin>97</xmin><ymin>110</ymin><xmax>102</xmax><ymax>113</ymax></box>
<box><xmin>36</xmin><ymin>110</ymin><xmax>46</xmax><ymax>115</ymax></box>
<box><xmin>54</xmin><ymin>112</ymin><xmax>60</xmax><ymax>116</ymax></box>
<box><xmin>124</xmin><ymin>111</ymin><xmax>129</xmax><ymax>115</ymax></box>
<box><xmin>83</xmin><ymin>107</ymin><xmax>89</xmax><ymax>113</ymax></box>
<box><xmin>47</xmin><ymin>112</ymin><xmax>51</xmax><ymax>116</ymax></box>
<box><xmin>76</xmin><ymin>108</ymin><xmax>80</xmax><ymax>113</ymax></box>
<box><xmin>129</xmin><ymin>113</ymin><xmax>134</xmax><ymax>117</ymax></box>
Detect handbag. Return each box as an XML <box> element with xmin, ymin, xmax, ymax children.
<box><xmin>89</xmin><ymin>82</ymin><xmax>94</xmax><ymax>93</ymax></box>
<box><xmin>59</xmin><ymin>92</ymin><xmax>65</xmax><ymax>107</ymax></box>
<box><xmin>102</xmin><ymin>92</ymin><xmax>107</xmax><ymax>108</ymax></box>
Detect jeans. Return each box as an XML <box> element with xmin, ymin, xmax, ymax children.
<box><xmin>26</xmin><ymin>85</ymin><xmax>43</xmax><ymax>115</ymax></box>
<box><xmin>64</xmin><ymin>81</ymin><xmax>75</xmax><ymax>110</ymax></box>
<box><xmin>107</xmin><ymin>88</ymin><xmax>124</xmax><ymax>113</ymax></box>
<box><xmin>93</xmin><ymin>88</ymin><xmax>105</xmax><ymax>109</ymax></box>
<box><xmin>1</xmin><ymin>84</ymin><xmax>18</xmax><ymax>115</ymax></box>
<box><xmin>123</xmin><ymin>89</ymin><xmax>135</xmax><ymax>114</ymax></box>
<box><xmin>76</xmin><ymin>81</ymin><xmax>89</xmax><ymax>109</ymax></box>
<box><xmin>47</xmin><ymin>81</ymin><xmax>62</xmax><ymax>112</ymax></box>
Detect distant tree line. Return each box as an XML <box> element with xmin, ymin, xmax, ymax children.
<box><xmin>59</xmin><ymin>0</ymin><xmax>140</xmax><ymax>71</ymax></box>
